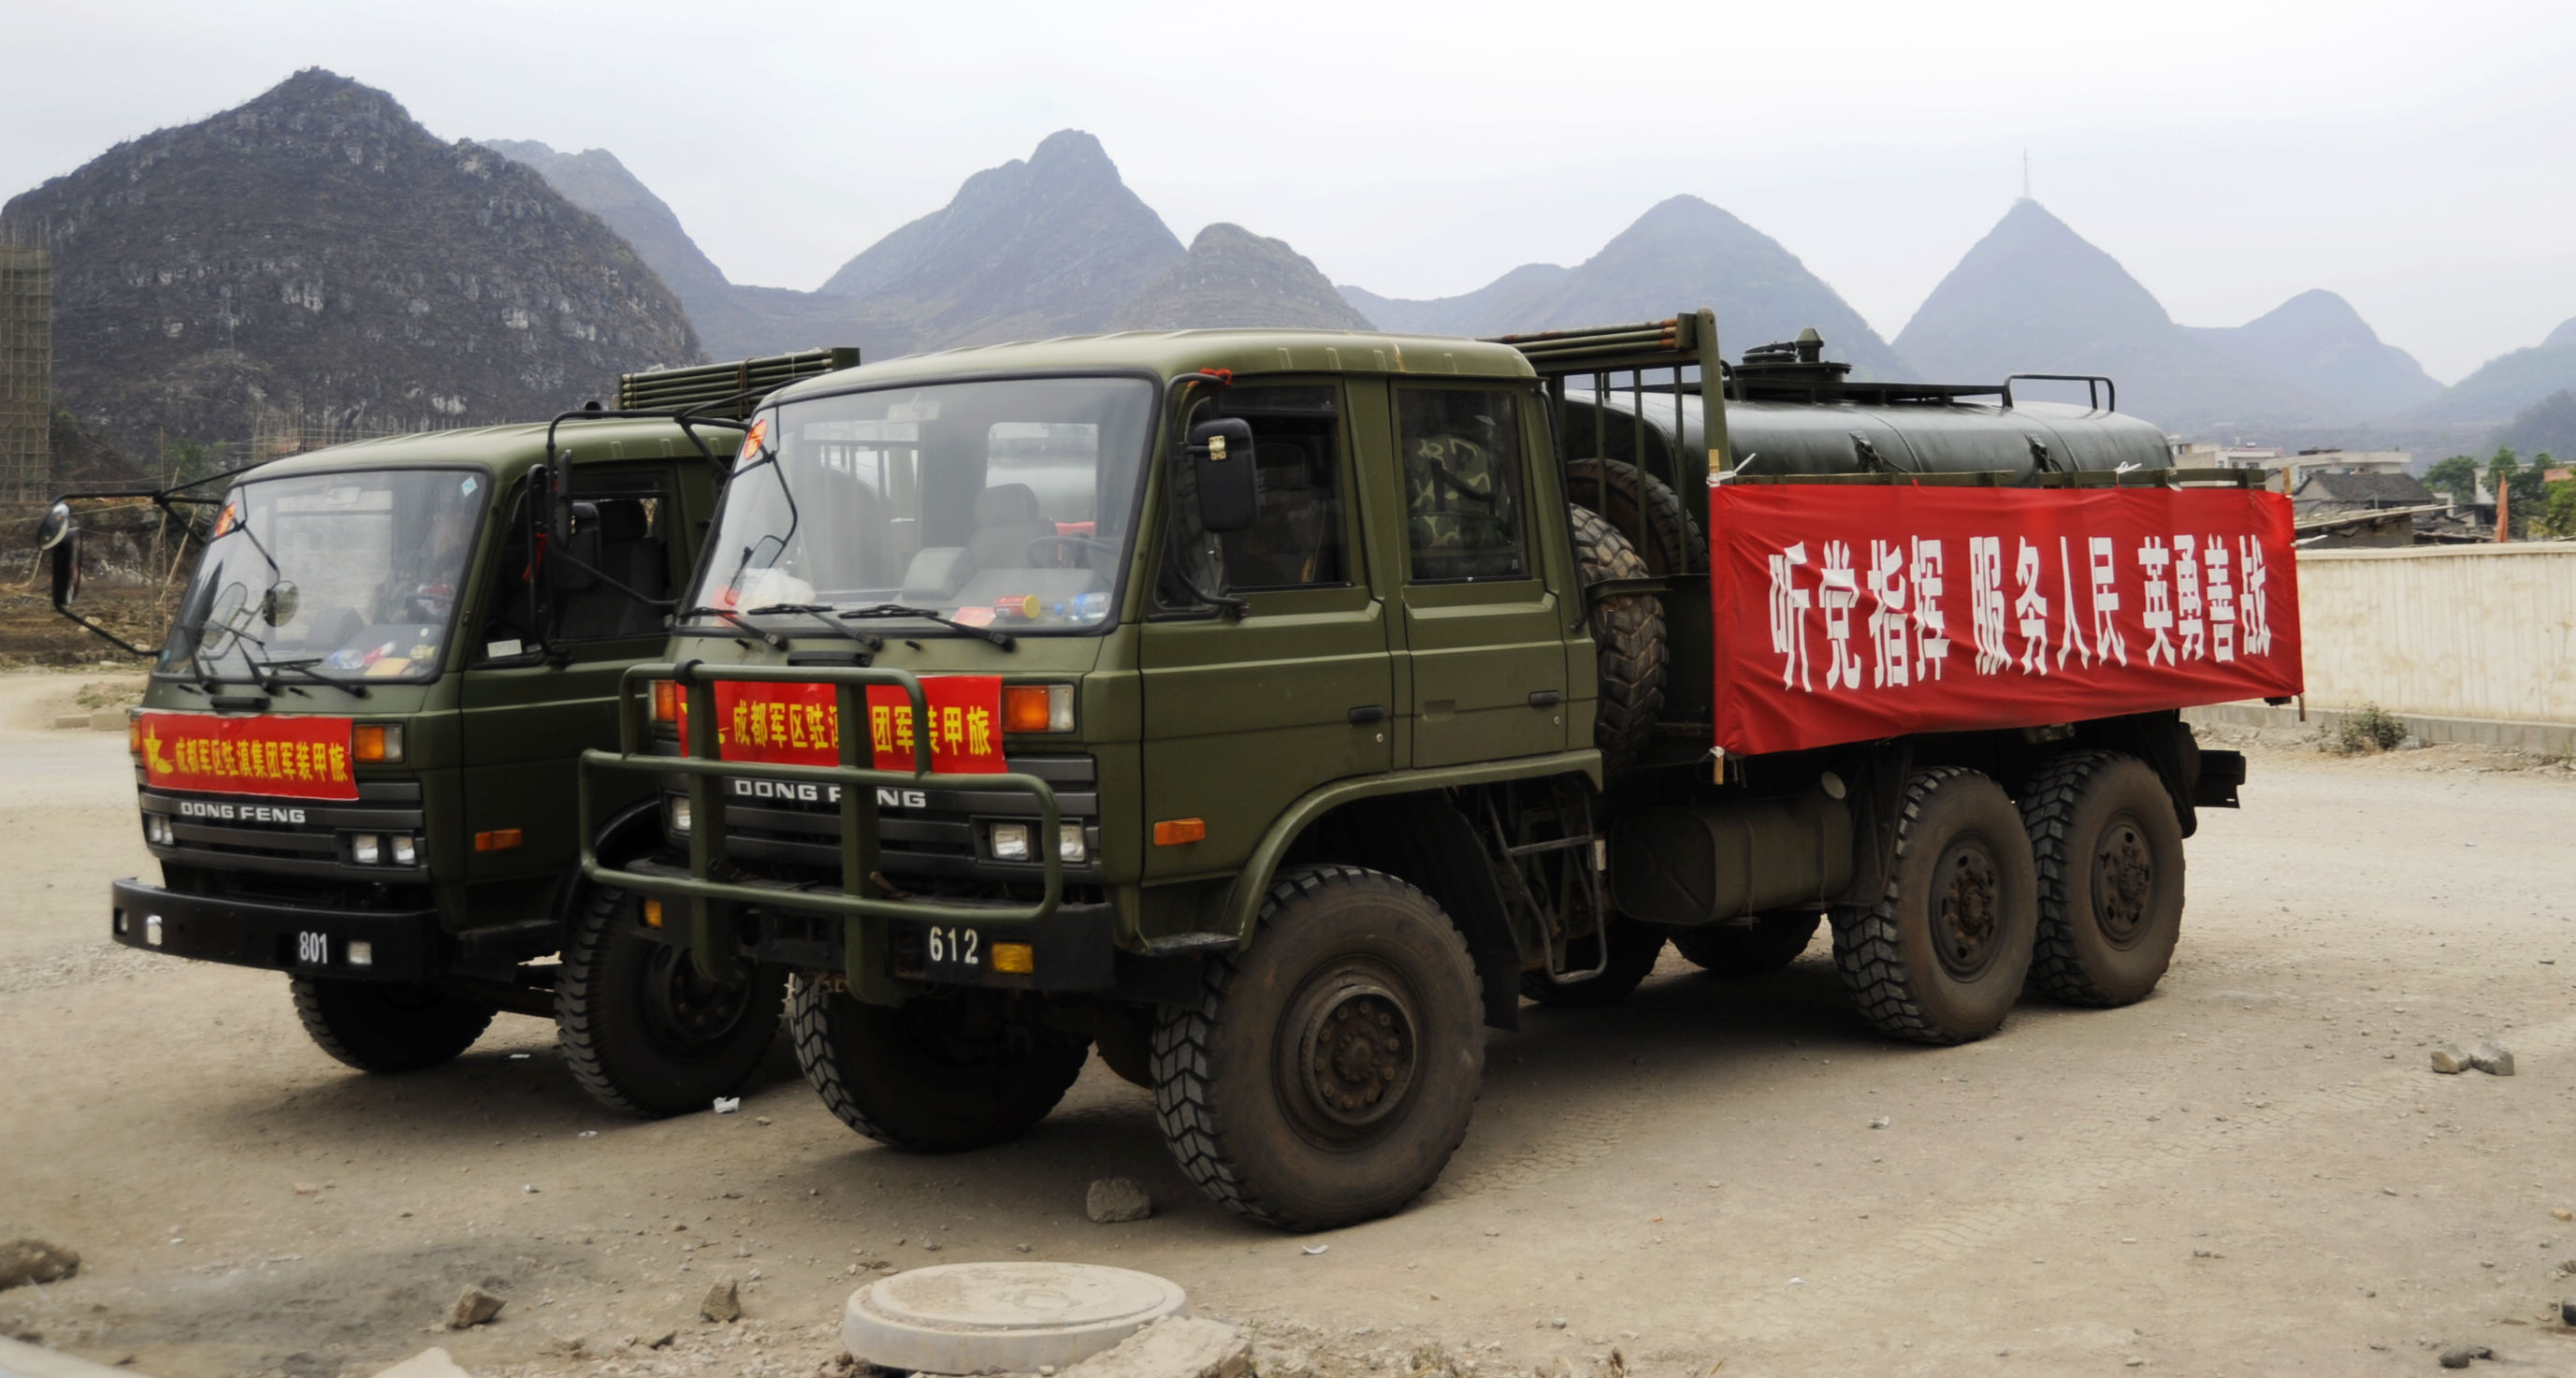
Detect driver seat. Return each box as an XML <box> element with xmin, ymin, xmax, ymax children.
<box><xmin>964</xmin><ymin>484</ymin><xmax>1059</xmax><ymax>571</ymax></box>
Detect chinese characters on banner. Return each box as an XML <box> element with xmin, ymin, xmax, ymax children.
<box><xmin>1713</xmin><ymin>486</ymin><xmax>2301</xmax><ymax>757</ymax></box>
<box><xmin>679</xmin><ymin>676</ymin><xmax>1006</xmax><ymax>775</ymax></box>
<box><xmin>137</xmin><ymin>713</ymin><xmax>359</xmax><ymax>800</ymax></box>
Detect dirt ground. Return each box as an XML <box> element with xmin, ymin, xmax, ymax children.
<box><xmin>6</xmin><ymin>667</ymin><xmax>2576</xmax><ymax>1378</ymax></box>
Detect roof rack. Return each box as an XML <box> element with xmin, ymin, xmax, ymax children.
<box><xmin>616</xmin><ymin>347</ymin><xmax>860</xmax><ymax>419</ymax></box>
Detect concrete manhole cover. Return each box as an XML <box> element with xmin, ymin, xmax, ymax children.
<box><xmin>844</xmin><ymin>1261</ymin><xmax>1188</xmax><ymax>1371</ymax></box>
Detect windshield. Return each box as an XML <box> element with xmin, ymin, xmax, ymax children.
<box><xmin>688</xmin><ymin>376</ymin><xmax>1154</xmax><ymax>633</ymax></box>
<box><xmin>159</xmin><ymin>468</ymin><xmax>488</xmax><ymax>684</ymax></box>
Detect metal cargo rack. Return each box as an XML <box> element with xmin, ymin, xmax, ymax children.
<box><xmin>615</xmin><ymin>347</ymin><xmax>860</xmax><ymax>420</ymax></box>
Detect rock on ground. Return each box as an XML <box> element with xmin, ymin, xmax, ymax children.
<box><xmin>0</xmin><ymin>1240</ymin><xmax>78</xmax><ymax>1290</ymax></box>
<box><xmin>701</xmin><ymin>1278</ymin><xmax>742</xmax><ymax>1323</ymax></box>
<box><xmin>2438</xmin><ymin>1342</ymin><xmax>2494</xmax><ymax>1368</ymax></box>
<box><xmin>2431</xmin><ymin>1044</ymin><xmax>2473</xmax><ymax>1074</ymax></box>
<box><xmin>371</xmin><ymin>1347</ymin><xmax>475</xmax><ymax>1378</ymax></box>
<box><xmin>1063</xmin><ymin>1316</ymin><xmax>1249</xmax><ymax>1378</ymax></box>
<box><xmin>446</xmin><ymin>1285</ymin><xmax>505</xmax><ymax>1329</ymax></box>
<box><xmin>1087</xmin><ymin>1178</ymin><xmax>1152</xmax><ymax>1224</ymax></box>
<box><xmin>2470</xmin><ymin>1041</ymin><xmax>2514</xmax><ymax>1076</ymax></box>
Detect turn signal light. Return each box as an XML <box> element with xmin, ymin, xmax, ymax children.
<box><xmin>1002</xmin><ymin>683</ymin><xmax>1074</xmax><ymax>733</ymax></box>
<box><xmin>127</xmin><ymin>713</ymin><xmax>144</xmax><ymax>764</ymax></box>
<box><xmin>353</xmin><ymin>723</ymin><xmax>405</xmax><ymax>763</ymax></box>
<box><xmin>474</xmin><ymin>828</ymin><xmax>523</xmax><ymax>852</ymax></box>
<box><xmin>1152</xmin><ymin>817</ymin><xmax>1206</xmax><ymax>847</ymax></box>
<box><xmin>648</xmin><ymin>679</ymin><xmax>681</xmax><ymax>726</ymax></box>
<box><xmin>643</xmin><ymin>898</ymin><xmax>664</xmax><ymax>929</ymax></box>
<box><xmin>991</xmin><ymin>942</ymin><xmax>1035</xmax><ymax>975</ymax></box>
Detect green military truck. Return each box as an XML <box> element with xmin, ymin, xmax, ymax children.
<box><xmin>36</xmin><ymin>350</ymin><xmax>851</xmax><ymax>1115</ymax></box>
<box><xmin>577</xmin><ymin>312</ymin><xmax>2294</xmax><ymax>1228</ymax></box>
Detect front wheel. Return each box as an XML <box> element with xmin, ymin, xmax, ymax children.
<box><xmin>557</xmin><ymin>886</ymin><xmax>785</xmax><ymax>1118</ymax></box>
<box><xmin>1832</xmin><ymin>767</ymin><xmax>2038</xmax><ymax>1045</ymax></box>
<box><xmin>1152</xmin><ymin>865</ymin><xmax>1484</xmax><ymax>1231</ymax></box>
<box><xmin>789</xmin><ymin>977</ymin><xmax>1089</xmax><ymax>1152</ymax></box>
<box><xmin>291</xmin><ymin>976</ymin><xmax>495</xmax><ymax>1073</ymax></box>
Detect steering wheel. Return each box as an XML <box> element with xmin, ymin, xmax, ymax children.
<box><xmin>1024</xmin><ymin>535</ymin><xmax>1121</xmax><ymax>567</ymax></box>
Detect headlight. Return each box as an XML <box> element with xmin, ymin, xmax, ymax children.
<box><xmin>144</xmin><ymin>814</ymin><xmax>173</xmax><ymax>846</ymax></box>
<box><xmin>350</xmin><ymin>834</ymin><xmax>382</xmax><ymax>865</ymax></box>
<box><xmin>1059</xmin><ymin>823</ymin><xmax>1087</xmax><ymax>863</ymax></box>
<box><xmin>390</xmin><ymin>835</ymin><xmax>418</xmax><ymax>866</ymax></box>
<box><xmin>667</xmin><ymin>796</ymin><xmax>692</xmax><ymax>835</ymax></box>
<box><xmin>990</xmin><ymin>821</ymin><xmax>1031</xmax><ymax>862</ymax></box>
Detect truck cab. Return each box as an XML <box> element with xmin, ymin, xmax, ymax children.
<box><xmin>43</xmin><ymin>350</ymin><xmax>854</xmax><ymax>1115</ymax></box>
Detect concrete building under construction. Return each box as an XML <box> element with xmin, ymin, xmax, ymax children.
<box><xmin>0</xmin><ymin>245</ymin><xmax>48</xmax><ymax>500</ymax></box>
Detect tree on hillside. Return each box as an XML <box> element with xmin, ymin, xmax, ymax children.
<box><xmin>2481</xmin><ymin>446</ymin><xmax>2551</xmax><ymax>538</ymax></box>
<box><xmin>2424</xmin><ymin>454</ymin><xmax>2482</xmax><ymax>503</ymax></box>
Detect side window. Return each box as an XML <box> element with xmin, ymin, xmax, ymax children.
<box><xmin>1398</xmin><ymin>387</ymin><xmax>1527</xmax><ymax>581</ymax></box>
<box><xmin>1218</xmin><ymin>385</ymin><xmax>1347</xmax><ymax>590</ymax></box>
<box><xmin>479</xmin><ymin>469</ymin><xmax>676</xmax><ymax>656</ymax></box>
<box><xmin>1158</xmin><ymin>384</ymin><xmax>1351</xmax><ymax>609</ymax></box>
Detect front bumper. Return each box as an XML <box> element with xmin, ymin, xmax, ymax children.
<box><xmin>109</xmin><ymin>877</ymin><xmax>445</xmax><ymax>982</ymax></box>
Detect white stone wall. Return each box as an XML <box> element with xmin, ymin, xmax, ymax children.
<box><xmin>2294</xmin><ymin>544</ymin><xmax>2576</xmax><ymax>723</ymax></box>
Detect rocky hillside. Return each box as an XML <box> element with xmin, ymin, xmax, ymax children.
<box><xmin>1896</xmin><ymin>200</ymin><xmax>2338</xmax><ymax>431</ymax></box>
<box><xmin>2399</xmin><ymin>316</ymin><xmax>2576</xmax><ymax>427</ymax></box>
<box><xmin>2183</xmin><ymin>289</ymin><xmax>2442</xmax><ymax>419</ymax></box>
<box><xmin>479</xmin><ymin>139</ymin><xmax>762</xmax><ymax>353</ymax></box>
<box><xmin>1107</xmin><ymin>224</ymin><xmax>1374</xmax><ymax>332</ymax></box>
<box><xmin>0</xmin><ymin>70</ymin><xmax>700</xmax><ymax>460</ymax></box>
<box><xmin>1339</xmin><ymin>197</ymin><xmax>1910</xmax><ymax>378</ymax></box>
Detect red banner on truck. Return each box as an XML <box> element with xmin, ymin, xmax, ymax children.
<box><xmin>137</xmin><ymin>712</ymin><xmax>359</xmax><ymax>800</ymax></box>
<box><xmin>681</xmin><ymin>676</ymin><xmax>1006</xmax><ymax>775</ymax></box>
<box><xmin>1707</xmin><ymin>485</ymin><xmax>2301</xmax><ymax>757</ymax></box>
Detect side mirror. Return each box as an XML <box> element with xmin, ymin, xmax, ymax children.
<box><xmin>1188</xmin><ymin>418</ymin><xmax>1259</xmax><ymax>534</ymax></box>
<box><xmin>36</xmin><ymin>503</ymin><xmax>78</xmax><ymax>609</ymax></box>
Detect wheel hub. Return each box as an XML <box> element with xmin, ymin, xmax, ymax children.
<box><xmin>2091</xmin><ymin>815</ymin><xmax>2155</xmax><ymax>946</ymax></box>
<box><xmin>1294</xmin><ymin>982</ymin><xmax>1417</xmax><ymax>1132</ymax></box>
<box><xmin>640</xmin><ymin>944</ymin><xmax>753</xmax><ymax>1052</ymax></box>
<box><xmin>1931</xmin><ymin>836</ymin><xmax>2004</xmax><ymax>979</ymax></box>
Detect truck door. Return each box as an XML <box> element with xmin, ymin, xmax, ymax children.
<box><xmin>1139</xmin><ymin>381</ymin><xmax>1393</xmax><ymax>880</ymax></box>
<box><xmin>1391</xmin><ymin>383</ymin><xmax>1570</xmax><ymax>766</ymax></box>
<box><xmin>458</xmin><ymin>463</ymin><xmax>684</xmax><ymax>887</ymax></box>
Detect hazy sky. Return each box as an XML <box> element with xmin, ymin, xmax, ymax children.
<box><xmin>10</xmin><ymin>0</ymin><xmax>2573</xmax><ymax>382</ymax></box>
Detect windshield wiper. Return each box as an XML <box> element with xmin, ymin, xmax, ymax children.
<box><xmin>675</xmin><ymin>604</ymin><xmax>789</xmax><ymax>650</ymax></box>
<box><xmin>837</xmin><ymin>602</ymin><xmax>1017</xmax><ymax>650</ymax></box>
<box><xmin>739</xmin><ymin>603</ymin><xmax>883</xmax><ymax>650</ymax></box>
<box><xmin>249</xmin><ymin>655</ymin><xmax>371</xmax><ymax>698</ymax></box>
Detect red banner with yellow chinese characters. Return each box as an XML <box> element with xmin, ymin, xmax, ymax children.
<box><xmin>681</xmin><ymin>676</ymin><xmax>1006</xmax><ymax>775</ymax></box>
<box><xmin>1707</xmin><ymin>485</ymin><xmax>2301</xmax><ymax>757</ymax></box>
<box><xmin>137</xmin><ymin>712</ymin><xmax>358</xmax><ymax>800</ymax></box>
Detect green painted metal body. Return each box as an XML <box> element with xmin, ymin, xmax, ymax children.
<box><xmin>578</xmin><ymin>328</ymin><xmax>1611</xmax><ymax>993</ymax></box>
<box><xmin>131</xmin><ymin>419</ymin><xmax>719</xmax><ymax>936</ymax></box>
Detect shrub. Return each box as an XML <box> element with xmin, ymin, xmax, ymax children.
<box><xmin>2336</xmin><ymin>704</ymin><xmax>2408</xmax><ymax>754</ymax></box>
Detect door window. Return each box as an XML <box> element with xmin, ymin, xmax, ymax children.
<box><xmin>1397</xmin><ymin>388</ymin><xmax>1527</xmax><ymax>582</ymax></box>
<box><xmin>1162</xmin><ymin>384</ymin><xmax>1353</xmax><ymax>608</ymax></box>
<box><xmin>482</xmin><ymin>470</ymin><xmax>675</xmax><ymax>656</ymax></box>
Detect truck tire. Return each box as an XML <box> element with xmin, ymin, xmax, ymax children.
<box><xmin>1519</xmin><ymin>917</ymin><xmax>1667</xmax><ymax>1007</ymax></box>
<box><xmin>1570</xmin><ymin>505</ymin><xmax>1667</xmax><ymax>766</ymax></box>
<box><xmin>2019</xmin><ymin>751</ymin><xmax>2186</xmax><ymax>1007</ymax></box>
<box><xmin>1151</xmin><ymin>865</ymin><xmax>1483</xmax><ymax>1231</ymax></box>
<box><xmin>1671</xmin><ymin>910</ymin><xmax>1821</xmax><ymax>977</ymax></box>
<box><xmin>1832</xmin><ymin>767</ymin><xmax>2037</xmax><ymax>1044</ymax></box>
<box><xmin>789</xmin><ymin>976</ymin><xmax>1089</xmax><ymax>1152</ymax></box>
<box><xmin>1565</xmin><ymin>458</ymin><xmax>1700</xmax><ymax>574</ymax></box>
<box><xmin>290</xmin><ymin>976</ymin><xmax>495</xmax><ymax>1073</ymax></box>
<box><xmin>557</xmin><ymin>885</ymin><xmax>786</xmax><ymax>1118</ymax></box>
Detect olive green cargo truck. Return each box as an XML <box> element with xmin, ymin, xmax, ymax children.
<box><xmin>579</xmin><ymin>314</ymin><xmax>2295</xmax><ymax>1228</ymax></box>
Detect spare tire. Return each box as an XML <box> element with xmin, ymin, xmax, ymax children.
<box><xmin>1566</xmin><ymin>458</ymin><xmax>1700</xmax><ymax>574</ymax></box>
<box><xmin>1570</xmin><ymin>505</ymin><xmax>1666</xmax><ymax>767</ymax></box>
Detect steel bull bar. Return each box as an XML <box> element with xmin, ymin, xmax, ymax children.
<box><xmin>579</xmin><ymin>661</ymin><xmax>1062</xmax><ymax>996</ymax></box>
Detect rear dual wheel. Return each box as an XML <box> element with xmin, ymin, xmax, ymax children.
<box><xmin>1833</xmin><ymin>767</ymin><xmax>2038</xmax><ymax>1045</ymax></box>
<box><xmin>1671</xmin><ymin>909</ymin><xmax>1821</xmax><ymax>977</ymax></box>
<box><xmin>2019</xmin><ymin>751</ymin><xmax>2185</xmax><ymax>1007</ymax></box>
